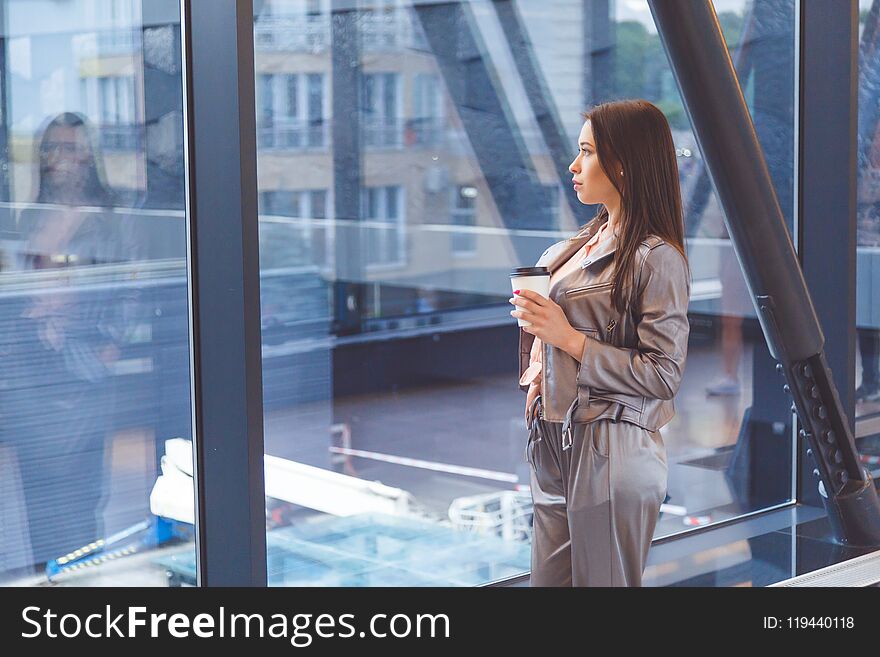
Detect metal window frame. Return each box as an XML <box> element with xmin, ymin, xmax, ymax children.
<box><xmin>172</xmin><ymin>0</ymin><xmax>874</xmax><ymax>587</ymax></box>
<box><xmin>180</xmin><ymin>0</ymin><xmax>268</xmax><ymax>586</ymax></box>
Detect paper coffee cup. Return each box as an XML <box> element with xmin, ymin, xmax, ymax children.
<box><xmin>509</xmin><ymin>266</ymin><xmax>550</xmax><ymax>327</ymax></box>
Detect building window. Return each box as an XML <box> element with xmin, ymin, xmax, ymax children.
<box><xmin>257</xmin><ymin>73</ymin><xmax>325</xmax><ymax>149</ymax></box>
<box><xmin>409</xmin><ymin>73</ymin><xmax>443</xmax><ymax>146</ymax></box>
<box><xmin>363</xmin><ymin>185</ymin><xmax>406</xmax><ymax>267</ymax></box>
<box><xmin>362</xmin><ymin>73</ymin><xmax>400</xmax><ymax>148</ymax></box>
<box><xmin>307</xmin><ymin>73</ymin><xmax>324</xmax><ymax>147</ymax></box>
<box><xmin>82</xmin><ymin>74</ymin><xmax>137</xmax><ymax>150</ymax></box>
<box><xmin>306</xmin><ymin>0</ymin><xmax>322</xmax><ymax>19</ymax></box>
<box><xmin>361</xmin><ymin>0</ymin><xmax>401</xmax><ymax>50</ymax></box>
<box><xmin>259</xmin><ymin>189</ymin><xmax>329</xmax><ymax>268</ymax></box>
<box><xmin>451</xmin><ymin>185</ymin><xmax>478</xmax><ymax>256</ymax></box>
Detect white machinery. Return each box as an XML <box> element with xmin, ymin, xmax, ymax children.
<box><xmin>149</xmin><ymin>438</ymin><xmax>417</xmax><ymax>524</ymax></box>
<box><xmin>447</xmin><ymin>490</ymin><xmax>533</xmax><ymax>542</ymax></box>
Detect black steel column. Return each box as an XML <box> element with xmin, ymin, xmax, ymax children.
<box><xmin>180</xmin><ymin>0</ymin><xmax>268</xmax><ymax>585</ymax></box>
<box><xmin>797</xmin><ymin>1</ymin><xmax>860</xmax><ymax>507</ymax></box>
<box><xmin>330</xmin><ymin>1</ymin><xmax>365</xmax><ymax>336</ymax></box>
<box><xmin>648</xmin><ymin>0</ymin><xmax>880</xmax><ymax>546</ymax></box>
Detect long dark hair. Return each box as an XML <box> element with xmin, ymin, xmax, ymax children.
<box><xmin>34</xmin><ymin>111</ymin><xmax>115</xmax><ymax>207</ymax></box>
<box><xmin>580</xmin><ymin>99</ymin><xmax>690</xmax><ymax>315</ymax></box>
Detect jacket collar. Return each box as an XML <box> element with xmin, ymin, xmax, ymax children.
<box><xmin>546</xmin><ymin>217</ymin><xmax>619</xmax><ymax>273</ymax></box>
<box><xmin>581</xmin><ymin>228</ymin><xmax>619</xmax><ymax>268</ymax></box>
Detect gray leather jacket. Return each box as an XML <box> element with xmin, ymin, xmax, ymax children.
<box><xmin>518</xmin><ymin>216</ymin><xmax>691</xmax><ymax>443</ymax></box>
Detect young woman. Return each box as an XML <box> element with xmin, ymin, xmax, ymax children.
<box><xmin>2</xmin><ymin>112</ymin><xmax>136</xmax><ymax>568</ymax></box>
<box><xmin>510</xmin><ymin>99</ymin><xmax>691</xmax><ymax>586</ymax></box>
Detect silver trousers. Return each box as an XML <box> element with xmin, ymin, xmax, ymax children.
<box><xmin>526</xmin><ymin>414</ymin><xmax>668</xmax><ymax>587</ymax></box>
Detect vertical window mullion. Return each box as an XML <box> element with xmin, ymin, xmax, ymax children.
<box><xmin>180</xmin><ymin>0</ymin><xmax>267</xmax><ymax>587</ymax></box>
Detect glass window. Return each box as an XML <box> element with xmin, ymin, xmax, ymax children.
<box><xmin>258</xmin><ymin>73</ymin><xmax>275</xmax><ymax>147</ymax></box>
<box><xmin>363</xmin><ymin>185</ymin><xmax>405</xmax><ymax>268</ymax></box>
<box><xmin>410</xmin><ymin>72</ymin><xmax>443</xmax><ymax>146</ymax></box>
<box><xmin>856</xmin><ymin>0</ymin><xmax>880</xmax><ymax>476</ymax></box>
<box><xmin>0</xmin><ymin>0</ymin><xmax>193</xmax><ymax>586</ymax></box>
<box><xmin>363</xmin><ymin>72</ymin><xmax>400</xmax><ymax>147</ymax></box>
<box><xmin>247</xmin><ymin>0</ymin><xmax>796</xmax><ymax>587</ymax></box>
<box><xmin>451</xmin><ymin>185</ymin><xmax>477</xmax><ymax>256</ymax></box>
<box><xmin>307</xmin><ymin>73</ymin><xmax>324</xmax><ymax>147</ymax></box>
<box><xmin>286</xmin><ymin>74</ymin><xmax>299</xmax><ymax>118</ymax></box>
<box><xmin>257</xmin><ymin>72</ymin><xmax>325</xmax><ymax>150</ymax></box>
<box><xmin>260</xmin><ymin>188</ymin><xmax>329</xmax><ymax>271</ymax></box>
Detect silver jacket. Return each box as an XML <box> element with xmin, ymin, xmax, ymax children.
<box><xmin>518</xmin><ymin>216</ymin><xmax>691</xmax><ymax>443</ymax></box>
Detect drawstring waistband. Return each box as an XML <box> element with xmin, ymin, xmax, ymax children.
<box><xmin>524</xmin><ymin>394</ymin><xmax>544</xmax><ymax>461</ymax></box>
<box><xmin>561</xmin><ymin>396</ymin><xmax>579</xmax><ymax>451</ymax></box>
<box><xmin>528</xmin><ymin>395</ymin><xmax>581</xmax><ymax>452</ymax></box>
<box><xmin>527</xmin><ymin>394</ymin><xmax>542</xmax><ymax>429</ymax></box>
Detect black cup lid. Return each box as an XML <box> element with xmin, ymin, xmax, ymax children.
<box><xmin>510</xmin><ymin>266</ymin><xmax>550</xmax><ymax>277</ymax></box>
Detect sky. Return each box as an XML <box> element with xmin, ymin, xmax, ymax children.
<box><xmin>615</xmin><ymin>0</ymin><xmax>756</xmax><ymax>34</ymax></box>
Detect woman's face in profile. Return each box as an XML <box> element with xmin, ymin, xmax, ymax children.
<box><xmin>568</xmin><ymin>120</ymin><xmax>620</xmax><ymax>207</ymax></box>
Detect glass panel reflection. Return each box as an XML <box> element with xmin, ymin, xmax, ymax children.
<box><xmin>246</xmin><ymin>0</ymin><xmax>796</xmax><ymax>587</ymax></box>
<box><xmin>856</xmin><ymin>0</ymin><xmax>880</xmax><ymax>475</ymax></box>
<box><xmin>0</xmin><ymin>0</ymin><xmax>193</xmax><ymax>586</ymax></box>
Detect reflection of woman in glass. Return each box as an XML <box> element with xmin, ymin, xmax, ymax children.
<box><xmin>705</xmin><ymin>227</ymin><xmax>750</xmax><ymax>397</ymax></box>
<box><xmin>512</xmin><ymin>100</ymin><xmax>690</xmax><ymax>586</ymax></box>
<box><xmin>3</xmin><ymin>112</ymin><xmax>133</xmax><ymax>569</ymax></box>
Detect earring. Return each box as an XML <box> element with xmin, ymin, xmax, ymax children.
<box><xmin>620</xmin><ymin>170</ymin><xmax>624</xmax><ymax>175</ymax></box>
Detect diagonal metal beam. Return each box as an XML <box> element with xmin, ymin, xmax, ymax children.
<box><xmin>648</xmin><ymin>0</ymin><xmax>880</xmax><ymax>546</ymax></box>
<box><xmin>412</xmin><ymin>1</ymin><xmax>555</xmax><ymax>265</ymax></box>
<box><xmin>491</xmin><ymin>0</ymin><xmax>583</xmax><ymax>220</ymax></box>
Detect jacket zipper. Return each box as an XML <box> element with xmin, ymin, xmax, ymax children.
<box><xmin>606</xmin><ymin>318</ymin><xmax>616</xmax><ymax>341</ymax></box>
<box><xmin>540</xmin><ymin>338</ymin><xmax>546</xmax><ymax>420</ymax></box>
<box><xmin>564</xmin><ymin>281</ymin><xmax>613</xmax><ymax>296</ymax></box>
